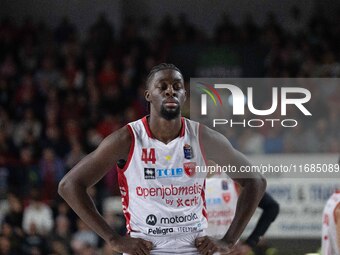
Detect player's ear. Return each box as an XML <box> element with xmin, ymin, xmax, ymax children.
<box><xmin>145</xmin><ymin>90</ymin><xmax>151</xmax><ymax>102</ymax></box>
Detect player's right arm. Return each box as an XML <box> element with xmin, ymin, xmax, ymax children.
<box><xmin>58</xmin><ymin>126</ymin><xmax>152</xmax><ymax>254</ymax></box>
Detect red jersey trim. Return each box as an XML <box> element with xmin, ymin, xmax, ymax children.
<box><xmin>180</xmin><ymin>117</ymin><xmax>185</xmax><ymax>137</ymax></box>
<box><xmin>142</xmin><ymin>116</ymin><xmax>153</xmax><ymax>138</ymax></box>
<box><xmin>142</xmin><ymin>116</ymin><xmax>186</xmax><ymax>138</ymax></box>
<box><xmin>118</xmin><ymin>170</ymin><xmax>131</xmax><ymax>233</ymax></box>
<box><xmin>118</xmin><ymin>125</ymin><xmax>135</xmax><ymax>173</ymax></box>
<box><xmin>201</xmin><ymin>179</ymin><xmax>208</xmax><ymax>220</ymax></box>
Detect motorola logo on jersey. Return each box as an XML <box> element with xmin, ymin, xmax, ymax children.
<box><xmin>144</xmin><ymin>168</ymin><xmax>156</xmax><ymax>179</ymax></box>
<box><xmin>160</xmin><ymin>213</ymin><xmax>198</xmax><ymax>225</ymax></box>
<box><xmin>146</xmin><ymin>214</ymin><xmax>157</xmax><ymax>226</ymax></box>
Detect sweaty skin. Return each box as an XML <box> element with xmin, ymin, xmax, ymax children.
<box><xmin>58</xmin><ymin>68</ymin><xmax>266</xmax><ymax>255</ymax></box>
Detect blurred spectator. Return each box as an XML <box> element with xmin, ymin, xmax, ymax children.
<box><xmin>0</xmin><ymin>163</ymin><xmax>9</xmax><ymax>199</ymax></box>
<box><xmin>13</xmin><ymin>147</ymin><xmax>40</xmax><ymax>196</ymax></box>
<box><xmin>1</xmin><ymin>222</ymin><xmax>22</xmax><ymax>254</ymax></box>
<box><xmin>49</xmin><ymin>215</ymin><xmax>72</xmax><ymax>254</ymax></box>
<box><xmin>21</xmin><ymin>223</ymin><xmax>48</xmax><ymax>255</ymax></box>
<box><xmin>13</xmin><ymin>108</ymin><xmax>41</xmax><ymax>149</ymax></box>
<box><xmin>39</xmin><ymin>148</ymin><xmax>65</xmax><ymax>201</ymax></box>
<box><xmin>96</xmin><ymin>114</ymin><xmax>120</xmax><ymax>138</ymax></box>
<box><xmin>0</xmin><ymin>55</ymin><xmax>17</xmax><ymax>80</ymax></box>
<box><xmin>97</xmin><ymin>59</ymin><xmax>119</xmax><ymax>93</ymax></box>
<box><xmin>65</xmin><ymin>141</ymin><xmax>86</xmax><ymax>170</ymax></box>
<box><xmin>34</xmin><ymin>57</ymin><xmax>60</xmax><ymax>89</ymax></box>
<box><xmin>22</xmin><ymin>188</ymin><xmax>53</xmax><ymax>235</ymax></box>
<box><xmin>71</xmin><ymin>219</ymin><xmax>98</xmax><ymax>255</ymax></box>
<box><xmin>18</xmin><ymin>38</ymin><xmax>38</xmax><ymax>73</ymax></box>
<box><xmin>0</xmin><ymin>234</ymin><xmax>17</xmax><ymax>255</ymax></box>
<box><xmin>0</xmin><ymin>129</ymin><xmax>16</xmax><ymax>170</ymax></box>
<box><xmin>60</xmin><ymin>58</ymin><xmax>84</xmax><ymax>90</ymax></box>
<box><xmin>2</xmin><ymin>193</ymin><xmax>24</xmax><ymax>239</ymax></box>
<box><xmin>49</xmin><ymin>238</ymin><xmax>70</xmax><ymax>255</ymax></box>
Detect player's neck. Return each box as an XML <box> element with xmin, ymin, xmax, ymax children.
<box><xmin>148</xmin><ymin>115</ymin><xmax>182</xmax><ymax>144</ymax></box>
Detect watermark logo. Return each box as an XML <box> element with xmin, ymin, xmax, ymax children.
<box><xmin>197</xmin><ymin>82</ymin><xmax>223</xmax><ymax>115</ymax></box>
<box><xmin>200</xmin><ymin>84</ymin><xmax>311</xmax><ymax>116</ymax></box>
<box><xmin>192</xmin><ymin>79</ymin><xmax>313</xmax><ymax>128</ymax></box>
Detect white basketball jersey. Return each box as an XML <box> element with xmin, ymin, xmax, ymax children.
<box><xmin>322</xmin><ymin>192</ymin><xmax>340</xmax><ymax>255</ymax></box>
<box><xmin>118</xmin><ymin>116</ymin><xmax>208</xmax><ymax>237</ymax></box>
<box><xmin>205</xmin><ymin>174</ymin><xmax>238</xmax><ymax>239</ymax></box>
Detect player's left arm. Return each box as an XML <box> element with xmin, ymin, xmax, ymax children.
<box><xmin>200</xmin><ymin>125</ymin><xmax>267</xmax><ymax>248</ymax></box>
<box><xmin>335</xmin><ymin>203</ymin><xmax>340</xmax><ymax>251</ymax></box>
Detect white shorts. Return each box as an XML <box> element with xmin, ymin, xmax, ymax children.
<box><xmin>124</xmin><ymin>231</ymin><xmax>206</xmax><ymax>255</ymax></box>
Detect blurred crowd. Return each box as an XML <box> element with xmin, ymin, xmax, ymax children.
<box><xmin>0</xmin><ymin>8</ymin><xmax>339</xmax><ymax>255</ymax></box>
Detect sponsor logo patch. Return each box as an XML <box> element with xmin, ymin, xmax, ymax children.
<box><xmin>184</xmin><ymin>162</ymin><xmax>196</xmax><ymax>177</ymax></box>
<box><xmin>146</xmin><ymin>214</ymin><xmax>157</xmax><ymax>226</ymax></box>
<box><xmin>157</xmin><ymin>168</ymin><xmax>183</xmax><ymax>178</ymax></box>
<box><xmin>148</xmin><ymin>227</ymin><xmax>173</xmax><ymax>235</ymax></box>
<box><xmin>160</xmin><ymin>213</ymin><xmax>198</xmax><ymax>225</ymax></box>
<box><xmin>144</xmin><ymin>168</ymin><xmax>156</xmax><ymax>179</ymax></box>
<box><xmin>183</xmin><ymin>144</ymin><xmax>193</xmax><ymax>159</ymax></box>
<box><xmin>222</xmin><ymin>192</ymin><xmax>231</xmax><ymax>203</ymax></box>
<box><xmin>222</xmin><ymin>180</ymin><xmax>229</xmax><ymax>190</ymax></box>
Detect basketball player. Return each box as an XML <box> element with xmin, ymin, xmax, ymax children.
<box><xmin>58</xmin><ymin>63</ymin><xmax>266</xmax><ymax>254</ymax></box>
<box><xmin>206</xmin><ymin>169</ymin><xmax>279</xmax><ymax>254</ymax></box>
<box><xmin>321</xmin><ymin>188</ymin><xmax>340</xmax><ymax>255</ymax></box>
